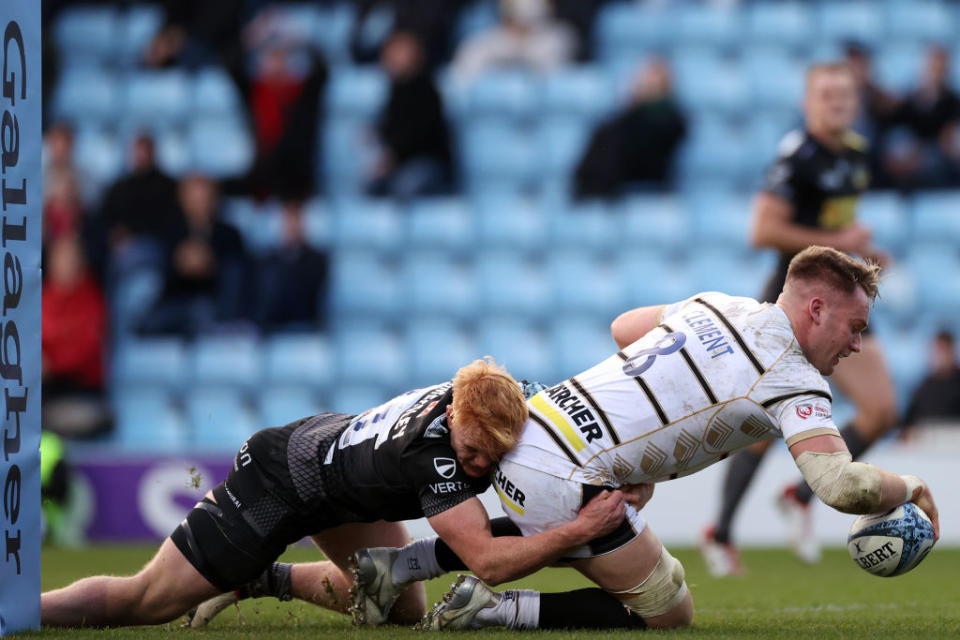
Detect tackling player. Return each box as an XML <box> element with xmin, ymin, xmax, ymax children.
<box><xmin>196</xmin><ymin>247</ymin><xmax>939</xmax><ymax>631</ymax></box>
<box><xmin>701</xmin><ymin>62</ymin><xmax>900</xmax><ymax>575</ymax></box>
<box><xmin>41</xmin><ymin>358</ymin><xmax>627</xmax><ymax>628</ymax></box>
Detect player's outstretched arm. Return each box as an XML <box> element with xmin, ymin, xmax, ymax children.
<box><xmin>751</xmin><ymin>192</ymin><xmax>873</xmax><ymax>255</ymax></box>
<box><xmin>788</xmin><ymin>433</ymin><xmax>939</xmax><ymax>540</ymax></box>
<box><xmin>611</xmin><ymin>305</ymin><xmax>665</xmax><ymax>349</ymax></box>
<box><xmin>427</xmin><ymin>491</ymin><xmax>626</xmax><ymax>586</ymax></box>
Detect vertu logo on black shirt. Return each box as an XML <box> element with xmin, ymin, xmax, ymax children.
<box><xmin>434</xmin><ymin>457</ymin><xmax>456</xmax><ymax>479</ymax></box>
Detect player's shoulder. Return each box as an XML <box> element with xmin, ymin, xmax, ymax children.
<box><xmin>776</xmin><ymin>129</ymin><xmax>812</xmax><ymax>159</ymax></box>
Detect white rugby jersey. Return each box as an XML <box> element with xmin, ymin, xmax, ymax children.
<box><xmin>504</xmin><ymin>291</ymin><xmax>838</xmax><ymax>486</ymax></box>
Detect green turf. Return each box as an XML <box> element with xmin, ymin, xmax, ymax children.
<box><xmin>15</xmin><ymin>544</ymin><xmax>960</xmax><ymax>639</ymax></box>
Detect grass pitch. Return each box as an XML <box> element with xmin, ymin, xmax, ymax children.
<box><xmin>21</xmin><ymin>544</ymin><xmax>960</xmax><ymax>639</ymax></box>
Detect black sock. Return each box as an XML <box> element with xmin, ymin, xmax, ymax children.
<box><xmin>714</xmin><ymin>448</ymin><xmax>765</xmax><ymax>543</ymax></box>
<box><xmin>795</xmin><ymin>423</ymin><xmax>870</xmax><ymax>504</ymax></box>
<box><xmin>434</xmin><ymin>517</ymin><xmax>522</xmax><ymax>571</ymax></box>
<box><xmin>539</xmin><ymin>589</ymin><xmax>647</xmax><ymax>629</ymax></box>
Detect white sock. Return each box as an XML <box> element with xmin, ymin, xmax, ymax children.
<box><xmin>391</xmin><ymin>538</ymin><xmax>443</xmax><ymax>584</ymax></box>
<box><xmin>476</xmin><ymin>589</ymin><xmax>541</xmax><ymax>629</ymax></box>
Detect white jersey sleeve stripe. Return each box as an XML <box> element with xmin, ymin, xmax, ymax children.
<box><xmin>695</xmin><ymin>297</ymin><xmax>766</xmax><ymax>374</ymax></box>
<box><xmin>761</xmin><ymin>389</ymin><xmax>833</xmax><ymax>409</ymax></box>
<box><xmin>528</xmin><ymin>411</ymin><xmax>582</xmax><ymax>467</ymax></box>
<box><xmin>569</xmin><ymin>376</ymin><xmax>621</xmax><ymax>445</ymax></box>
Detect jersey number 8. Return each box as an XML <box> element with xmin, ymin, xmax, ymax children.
<box><xmin>622</xmin><ymin>332</ymin><xmax>686</xmax><ymax>376</ymax></box>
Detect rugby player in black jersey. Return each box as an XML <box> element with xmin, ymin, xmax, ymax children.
<box><xmin>41</xmin><ymin>358</ymin><xmax>628</xmax><ymax>628</ymax></box>
<box><xmin>702</xmin><ymin>62</ymin><xmax>899</xmax><ymax>575</ymax></box>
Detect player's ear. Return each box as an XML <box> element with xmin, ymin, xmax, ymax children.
<box><xmin>809</xmin><ymin>296</ymin><xmax>824</xmax><ymax>325</ymax></box>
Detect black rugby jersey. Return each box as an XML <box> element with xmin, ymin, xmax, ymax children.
<box><xmin>293</xmin><ymin>383</ymin><xmax>489</xmax><ymax>524</ymax></box>
<box><xmin>758</xmin><ymin>129</ymin><xmax>870</xmax><ymax>301</ymax></box>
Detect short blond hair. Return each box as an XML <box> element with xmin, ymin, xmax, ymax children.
<box><xmin>786</xmin><ymin>246</ymin><xmax>881</xmax><ymax>302</ymax></box>
<box><xmin>452</xmin><ymin>357</ymin><xmax>528</xmax><ymax>459</ymax></box>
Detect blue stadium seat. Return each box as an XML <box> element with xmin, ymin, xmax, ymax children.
<box><xmin>743</xmin><ymin>48</ymin><xmax>806</xmax><ymax>111</ymax></box>
<box><xmin>53</xmin><ymin>5</ymin><xmax>120</xmax><ymax>66</ymax></box>
<box><xmin>322</xmin><ymin>117</ymin><xmax>375</xmax><ymax>196</ymax></box>
<box><xmin>905</xmin><ymin>243</ymin><xmax>960</xmax><ymax>320</ymax></box>
<box><xmin>548</xmin><ymin>199</ymin><xmax>621</xmax><ymax>251</ymax></box>
<box><xmin>672</xmin><ymin>48</ymin><xmax>749</xmax><ymax>115</ymax></box>
<box><xmin>744</xmin><ymin>111</ymin><xmax>800</xmax><ymax>182</ymax></box>
<box><xmin>192</xmin><ymin>67</ymin><xmax>244</xmax><ymax>118</ymax></box>
<box><xmin>303</xmin><ymin>198</ymin><xmax>334</xmax><ymax>249</ymax></box>
<box><xmin>542</xmin><ymin>68</ymin><xmax>614</xmax><ymax>122</ymax></box>
<box><xmin>52</xmin><ymin>68</ymin><xmax>121</xmax><ymax>128</ymax></box>
<box><xmin>264</xmin><ymin>333</ymin><xmax>335</xmax><ymax>388</ymax></box>
<box><xmin>186</xmin><ymin>387</ymin><xmax>258</xmax><ymax>451</ymax></box>
<box><xmin>875</xmin><ymin>44</ymin><xmax>926</xmax><ymax>93</ymax></box>
<box><xmin>476</xmin><ymin>250</ymin><xmax>551</xmax><ymax>319</ymax></box>
<box><xmin>618</xmin><ymin>252</ymin><xmax>695</xmax><ymax>307</ymax></box>
<box><xmin>676</xmin><ymin>117</ymin><xmax>750</xmax><ymax>185</ymax></box>
<box><xmin>406</xmin><ymin>320</ymin><xmax>479</xmax><ymax>387</ymax></box>
<box><xmin>312</xmin><ymin>3</ymin><xmax>356</xmax><ymax>66</ymax></box>
<box><xmin>328</xmin><ymin>385</ymin><xmax>387</xmax><ymax>415</ymax></box>
<box><xmin>118</xmin><ymin>4</ymin><xmax>164</xmax><ymax>67</ymax></box>
<box><xmin>746</xmin><ymin>1</ymin><xmax>815</xmax><ymax>50</ymax></box>
<box><xmin>123</xmin><ymin>70</ymin><xmax>191</xmax><ymax>128</ymax></box>
<box><xmin>911</xmin><ymin>193</ymin><xmax>960</xmax><ymax>244</ymax></box>
<box><xmin>190</xmin><ymin>334</ymin><xmax>263</xmax><ymax>391</ymax></box>
<box><xmin>859</xmin><ymin>192</ymin><xmax>908</xmax><ymax>255</ymax></box>
<box><xmin>676</xmin><ymin>3</ymin><xmax>742</xmax><ymax>48</ymax></box>
<box><xmin>72</xmin><ymin>127</ymin><xmax>125</xmax><ymax>190</ymax></box>
<box><xmin>550</xmin><ymin>316</ymin><xmax>617</xmax><ymax>381</ymax></box>
<box><xmin>478</xmin><ymin>320</ymin><xmax>554</xmax><ymax>383</ymax></box>
<box><xmin>688</xmin><ymin>250</ymin><xmax>763</xmax><ymax>299</ymax></box>
<box><xmin>460</xmin><ymin>121</ymin><xmax>537</xmax><ymax>192</ymax></box>
<box><xmin>547</xmin><ymin>250</ymin><xmax>626</xmax><ymax>317</ymax></box>
<box><xmin>110</xmin><ymin>267</ymin><xmax>164</xmax><ymax>334</ymax></box>
<box><xmin>453</xmin><ymin>0</ymin><xmax>499</xmax><ymax>49</ymax></box>
<box><xmin>537</xmin><ymin>117</ymin><xmax>592</xmax><ymax>182</ymax></box>
<box><xmin>817</xmin><ymin>2</ymin><xmax>885</xmax><ymax>48</ymax></box>
<box><xmin>222</xmin><ymin>198</ymin><xmax>283</xmax><ymax>255</ymax></box>
<box><xmin>593</xmin><ymin>2</ymin><xmax>675</xmax><ymax>64</ymax></box>
<box><xmin>112</xmin><ymin>387</ymin><xmax>187</xmax><ymax>453</ymax></box>
<box><xmin>621</xmin><ymin>194</ymin><xmax>688</xmax><ymax>251</ymax></box>
<box><xmin>335</xmin><ymin>327</ymin><xmax>406</xmax><ymax>386</ymax></box>
<box><xmin>153</xmin><ymin>128</ymin><xmax>191</xmax><ymax>178</ymax></box>
<box><xmin>333</xmin><ymin>198</ymin><xmax>404</xmax><ymax>251</ymax></box>
<box><xmin>685</xmin><ymin>189</ymin><xmax>753</xmax><ymax>248</ymax></box>
<box><xmin>406</xmin><ymin>197</ymin><xmax>475</xmax><ymax>252</ymax></box>
<box><xmin>330</xmin><ymin>250</ymin><xmax>401</xmax><ymax>318</ymax></box>
<box><xmin>402</xmin><ymin>251</ymin><xmax>478</xmax><ymax>320</ymax></box>
<box><xmin>874</xmin><ymin>263</ymin><xmax>919</xmax><ymax>324</ymax></box>
<box><xmin>466</xmin><ymin>70</ymin><xmax>540</xmax><ymax>121</ymax></box>
<box><xmin>187</xmin><ymin>117</ymin><xmax>254</xmax><ymax>177</ymax></box>
<box><xmin>884</xmin><ymin>1</ymin><xmax>954</xmax><ymax>42</ymax></box>
<box><xmin>112</xmin><ymin>337</ymin><xmax>187</xmax><ymax>392</ymax></box>
<box><xmin>326</xmin><ymin>66</ymin><xmax>387</xmax><ymax>119</ymax></box>
<box><xmin>474</xmin><ymin>192</ymin><xmax>546</xmax><ymax>250</ymax></box>
<box><xmin>258</xmin><ymin>386</ymin><xmax>323</xmax><ymax>427</ymax></box>
<box><xmin>879</xmin><ymin>328</ymin><xmax>933</xmax><ymax>408</ymax></box>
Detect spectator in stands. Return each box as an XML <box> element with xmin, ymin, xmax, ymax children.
<box><xmin>254</xmin><ymin>198</ymin><xmax>330</xmax><ymax>332</ymax></box>
<box><xmin>231</xmin><ymin>44</ymin><xmax>327</xmax><ymax>200</ymax></box>
<box><xmin>843</xmin><ymin>43</ymin><xmax>899</xmax><ymax>188</ymax></box>
<box><xmin>100</xmin><ymin>134</ymin><xmax>180</xmax><ymax>277</ymax></box>
<box><xmin>350</xmin><ymin>0</ymin><xmax>465</xmax><ymax>70</ymax></box>
<box><xmin>140</xmin><ymin>173</ymin><xmax>249</xmax><ymax>336</ymax></box>
<box><xmin>902</xmin><ymin>331</ymin><xmax>960</xmax><ymax>433</ymax></box>
<box><xmin>574</xmin><ymin>57</ymin><xmax>687</xmax><ymax>198</ymax></box>
<box><xmin>451</xmin><ymin>0</ymin><xmax>577</xmax><ymax>82</ymax></box>
<box><xmin>884</xmin><ymin>46</ymin><xmax>960</xmax><ymax>189</ymax></box>
<box><xmin>368</xmin><ymin>31</ymin><xmax>453</xmax><ymax>199</ymax></box>
<box><xmin>42</xmin><ymin>234</ymin><xmax>112</xmax><ymax>438</ymax></box>
<box><xmin>43</xmin><ymin>122</ymin><xmax>96</xmax><ymax>209</ymax></box>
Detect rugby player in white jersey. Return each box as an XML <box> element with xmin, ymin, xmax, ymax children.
<box><xmin>191</xmin><ymin>246</ymin><xmax>939</xmax><ymax>631</ymax></box>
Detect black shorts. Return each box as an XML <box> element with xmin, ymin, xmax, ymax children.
<box><xmin>171</xmin><ymin>414</ymin><xmax>352</xmax><ymax>591</ymax></box>
<box><xmin>580</xmin><ymin>484</ymin><xmax>638</xmax><ymax>556</ymax></box>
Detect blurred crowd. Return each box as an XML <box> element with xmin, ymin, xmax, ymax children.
<box><xmin>39</xmin><ymin>0</ymin><xmax>960</xmax><ymax>444</ymax></box>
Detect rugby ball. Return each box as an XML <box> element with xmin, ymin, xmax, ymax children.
<box><xmin>847</xmin><ymin>502</ymin><xmax>935</xmax><ymax>577</ymax></box>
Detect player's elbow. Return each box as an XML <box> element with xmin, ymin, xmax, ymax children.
<box><xmin>610</xmin><ymin>314</ymin><xmax>631</xmax><ymax>349</ymax></box>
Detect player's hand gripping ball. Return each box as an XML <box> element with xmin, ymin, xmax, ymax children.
<box><xmin>847</xmin><ymin>502</ymin><xmax>935</xmax><ymax>577</ymax></box>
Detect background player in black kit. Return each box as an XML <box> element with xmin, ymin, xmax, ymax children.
<box><xmin>702</xmin><ymin>62</ymin><xmax>899</xmax><ymax>575</ymax></box>
<box><xmin>40</xmin><ymin>359</ymin><xmax>628</xmax><ymax>628</ymax></box>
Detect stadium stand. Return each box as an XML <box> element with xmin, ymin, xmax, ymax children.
<box><xmin>46</xmin><ymin>0</ymin><xmax>960</xmax><ymax>452</ymax></box>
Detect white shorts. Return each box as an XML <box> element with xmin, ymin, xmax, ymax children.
<box><xmin>494</xmin><ymin>458</ymin><xmax>647</xmax><ymax>559</ymax></box>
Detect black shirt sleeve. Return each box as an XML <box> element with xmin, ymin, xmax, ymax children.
<box><xmin>407</xmin><ymin>441</ymin><xmax>490</xmax><ymax>518</ymax></box>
